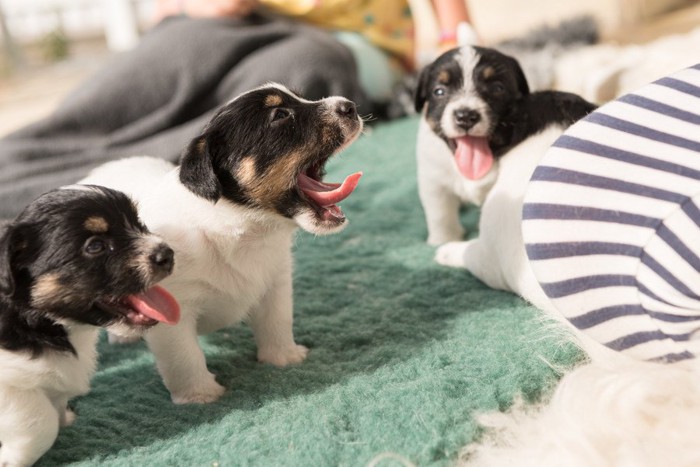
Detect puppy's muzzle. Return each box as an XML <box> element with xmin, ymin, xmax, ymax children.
<box><xmin>149</xmin><ymin>244</ymin><xmax>175</xmax><ymax>281</ymax></box>
<box><xmin>334</xmin><ymin>100</ymin><xmax>357</xmax><ymax>120</ymax></box>
<box><xmin>454</xmin><ymin>108</ymin><xmax>481</xmax><ymax>131</ymax></box>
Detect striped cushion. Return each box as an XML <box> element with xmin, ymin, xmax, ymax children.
<box><xmin>522</xmin><ymin>64</ymin><xmax>700</xmax><ymax>364</ymax></box>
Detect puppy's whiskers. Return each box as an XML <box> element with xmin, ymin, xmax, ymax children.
<box><xmin>360</xmin><ymin>113</ymin><xmax>377</xmax><ymax>123</ymax></box>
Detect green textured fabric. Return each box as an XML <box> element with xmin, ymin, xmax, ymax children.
<box><xmin>40</xmin><ymin>117</ymin><xmax>582</xmax><ymax>467</ymax></box>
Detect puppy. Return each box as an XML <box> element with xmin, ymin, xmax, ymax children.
<box><xmin>424</xmin><ymin>47</ymin><xmax>596</xmax><ymax>306</ymax></box>
<box><xmin>415</xmin><ymin>45</ymin><xmax>594</xmax><ymax>246</ymax></box>
<box><xmin>80</xmin><ymin>83</ymin><xmax>364</xmax><ymax>404</ymax></box>
<box><xmin>0</xmin><ymin>186</ymin><xmax>180</xmax><ymax>467</ymax></box>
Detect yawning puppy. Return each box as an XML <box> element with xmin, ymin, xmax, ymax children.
<box><xmin>80</xmin><ymin>83</ymin><xmax>364</xmax><ymax>404</ymax></box>
<box><xmin>0</xmin><ymin>186</ymin><xmax>180</xmax><ymax>467</ymax></box>
<box><xmin>415</xmin><ymin>45</ymin><xmax>583</xmax><ymax>245</ymax></box>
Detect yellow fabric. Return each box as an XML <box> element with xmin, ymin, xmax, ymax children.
<box><xmin>260</xmin><ymin>0</ymin><xmax>414</xmax><ymax>66</ymax></box>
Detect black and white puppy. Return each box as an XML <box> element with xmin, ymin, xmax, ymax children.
<box><xmin>415</xmin><ymin>45</ymin><xmax>595</xmax><ymax>245</ymax></box>
<box><xmin>80</xmin><ymin>83</ymin><xmax>364</xmax><ymax>404</ymax></box>
<box><xmin>0</xmin><ymin>186</ymin><xmax>180</xmax><ymax>467</ymax></box>
<box><xmin>417</xmin><ymin>47</ymin><xmax>595</xmax><ymax>304</ymax></box>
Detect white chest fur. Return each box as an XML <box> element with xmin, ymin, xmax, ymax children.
<box><xmin>0</xmin><ymin>326</ymin><xmax>98</xmax><ymax>396</ymax></box>
<box><xmin>0</xmin><ymin>326</ymin><xmax>99</xmax><ymax>467</ymax></box>
<box><xmin>416</xmin><ymin>117</ymin><xmax>499</xmax><ymax>245</ymax></box>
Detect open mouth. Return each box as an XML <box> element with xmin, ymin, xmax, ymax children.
<box><xmin>449</xmin><ymin>135</ymin><xmax>494</xmax><ymax>181</ymax></box>
<box><xmin>96</xmin><ymin>285</ymin><xmax>180</xmax><ymax>327</ymax></box>
<box><xmin>297</xmin><ymin>157</ymin><xmax>362</xmax><ymax>225</ymax></box>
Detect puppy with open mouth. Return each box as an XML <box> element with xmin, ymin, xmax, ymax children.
<box><xmin>81</xmin><ymin>83</ymin><xmax>364</xmax><ymax>404</ymax></box>
<box><xmin>417</xmin><ymin>46</ymin><xmax>595</xmax><ymax>303</ymax></box>
<box><xmin>0</xmin><ymin>186</ymin><xmax>180</xmax><ymax>467</ymax></box>
<box><xmin>415</xmin><ymin>45</ymin><xmax>595</xmax><ymax>246</ymax></box>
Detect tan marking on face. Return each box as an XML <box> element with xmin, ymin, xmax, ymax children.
<box><xmin>84</xmin><ymin>216</ymin><xmax>109</xmax><ymax>233</ymax></box>
<box><xmin>196</xmin><ymin>138</ymin><xmax>207</xmax><ymax>155</ymax></box>
<box><xmin>265</xmin><ymin>94</ymin><xmax>283</xmax><ymax>107</ymax></box>
<box><xmin>31</xmin><ymin>273</ymin><xmax>74</xmax><ymax>309</ymax></box>
<box><xmin>482</xmin><ymin>66</ymin><xmax>495</xmax><ymax>79</ymax></box>
<box><xmin>236</xmin><ymin>157</ymin><xmax>258</xmax><ymax>187</ymax></box>
<box><xmin>238</xmin><ymin>150</ymin><xmax>310</xmax><ymax>208</ymax></box>
<box><xmin>438</xmin><ymin>70</ymin><xmax>451</xmax><ymax>84</ymax></box>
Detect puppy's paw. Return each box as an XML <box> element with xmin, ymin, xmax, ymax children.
<box><xmin>170</xmin><ymin>379</ymin><xmax>226</xmax><ymax>405</ymax></box>
<box><xmin>60</xmin><ymin>408</ymin><xmax>76</xmax><ymax>427</ymax></box>
<box><xmin>435</xmin><ymin>241</ymin><xmax>470</xmax><ymax>268</ymax></box>
<box><xmin>258</xmin><ymin>344</ymin><xmax>309</xmax><ymax>367</ymax></box>
<box><xmin>107</xmin><ymin>332</ymin><xmax>141</xmax><ymax>345</ymax></box>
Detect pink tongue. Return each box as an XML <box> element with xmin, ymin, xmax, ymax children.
<box><xmin>298</xmin><ymin>172</ymin><xmax>362</xmax><ymax>207</ymax></box>
<box><xmin>454</xmin><ymin>136</ymin><xmax>494</xmax><ymax>180</ymax></box>
<box><xmin>125</xmin><ymin>285</ymin><xmax>181</xmax><ymax>325</ymax></box>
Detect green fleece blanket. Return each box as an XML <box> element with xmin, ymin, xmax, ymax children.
<box><xmin>40</xmin><ymin>117</ymin><xmax>582</xmax><ymax>467</ymax></box>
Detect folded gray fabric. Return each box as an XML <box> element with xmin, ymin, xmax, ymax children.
<box><xmin>0</xmin><ymin>15</ymin><xmax>370</xmax><ymax>217</ymax></box>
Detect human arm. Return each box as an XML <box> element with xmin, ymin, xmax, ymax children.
<box><xmin>431</xmin><ymin>0</ymin><xmax>479</xmax><ymax>50</ymax></box>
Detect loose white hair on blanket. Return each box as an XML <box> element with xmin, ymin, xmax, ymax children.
<box><xmin>460</xmin><ymin>360</ymin><xmax>700</xmax><ymax>467</ymax></box>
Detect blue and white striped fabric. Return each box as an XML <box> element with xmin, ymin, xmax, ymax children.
<box><xmin>522</xmin><ymin>64</ymin><xmax>700</xmax><ymax>364</ymax></box>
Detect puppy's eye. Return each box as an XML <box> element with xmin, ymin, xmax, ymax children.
<box><xmin>84</xmin><ymin>237</ymin><xmax>107</xmax><ymax>256</ymax></box>
<box><xmin>270</xmin><ymin>108</ymin><xmax>291</xmax><ymax>123</ymax></box>
<box><xmin>433</xmin><ymin>86</ymin><xmax>446</xmax><ymax>97</ymax></box>
<box><xmin>491</xmin><ymin>82</ymin><xmax>505</xmax><ymax>94</ymax></box>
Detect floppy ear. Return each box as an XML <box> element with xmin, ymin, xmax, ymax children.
<box><xmin>179</xmin><ymin>136</ymin><xmax>222</xmax><ymax>203</ymax></box>
<box><xmin>508</xmin><ymin>55</ymin><xmax>530</xmax><ymax>98</ymax></box>
<box><xmin>413</xmin><ymin>66</ymin><xmax>432</xmax><ymax>113</ymax></box>
<box><xmin>0</xmin><ymin>223</ymin><xmax>26</xmax><ymax>297</ymax></box>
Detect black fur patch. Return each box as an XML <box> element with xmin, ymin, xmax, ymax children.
<box><xmin>179</xmin><ymin>86</ymin><xmax>358</xmax><ymax>220</ymax></box>
<box><xmin>489</xmin><ymin>90</ymin><xmax>597</xmax><ymax>157</ymax></box>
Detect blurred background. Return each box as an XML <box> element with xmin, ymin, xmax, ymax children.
<box><xmin>0</xmin><ymin>0</ymin><xmax>698</xmax><ymax>137</ymax></box>
<box><xmin>0</xmin><ymin>0</ymin><xmax>156</xmax><ymax>136</ymax></box>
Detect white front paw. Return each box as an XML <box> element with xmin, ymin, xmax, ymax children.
<box><xmin>435</xmin><ymin>241</ymin><xmax>470</xmax><ymax>268</ymax></box>
<box><xmin>170</xmin><ymin>377</ymin><xmax>225</xmax><ymax>405</ymax></box>
<box><xmin>258</xmin><ymin>344</ymin><xmax>309</xmax><ymax>367</ymax></box>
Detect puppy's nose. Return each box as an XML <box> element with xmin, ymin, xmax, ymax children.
<box><xmin>454</xmin><ymin>109</ymin><xmax>481</xmax><ymax>130</ymax></box>
<box><xmin>150</xmin><ymin>245</ymin><xmax>174</xmax><ymax>273</ymax></box>
<box><xmin>335</xmin><ymin>100</ymin><xmax>357</xmax><ymax>119</ymax></box>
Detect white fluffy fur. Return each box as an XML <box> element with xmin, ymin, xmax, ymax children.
<box><xmin>461</xmin><ymin>360</ymin><xmax>700</xmax><ymax>467</ymax></box>
<box><xmin>0</xmin><ymin>326</ymin><xmax>99</xmax><ymax>466</ymax></box>
<box><xmin>434</xmin><ymin>121</ymin><xmax>700</xmax><ymax>465</ymax></box>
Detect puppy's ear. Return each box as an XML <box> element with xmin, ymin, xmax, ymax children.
<box><xmin>508</xmin><ymin>56</ymin><xmax>530</xmax><ymax>98</ymax></box>
<box><xmin>0</xmin><ymin>223</ymin><xmax>27</xmax><ymax>296</ymax></box>
<box><xmin>414</xmin><ymin>66</ymin><xmax>431</xmax><ymax>113</ymax></box>
<box><xmin>179</xmin><ymin>136</ymin><xmax>222</xmax><ymax>203</ymax></box>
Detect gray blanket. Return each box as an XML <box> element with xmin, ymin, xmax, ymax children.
<box><xmin>0</xmin><ymin>15</ymin><xmax>370</xmax><ymax>218</ymax></box>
